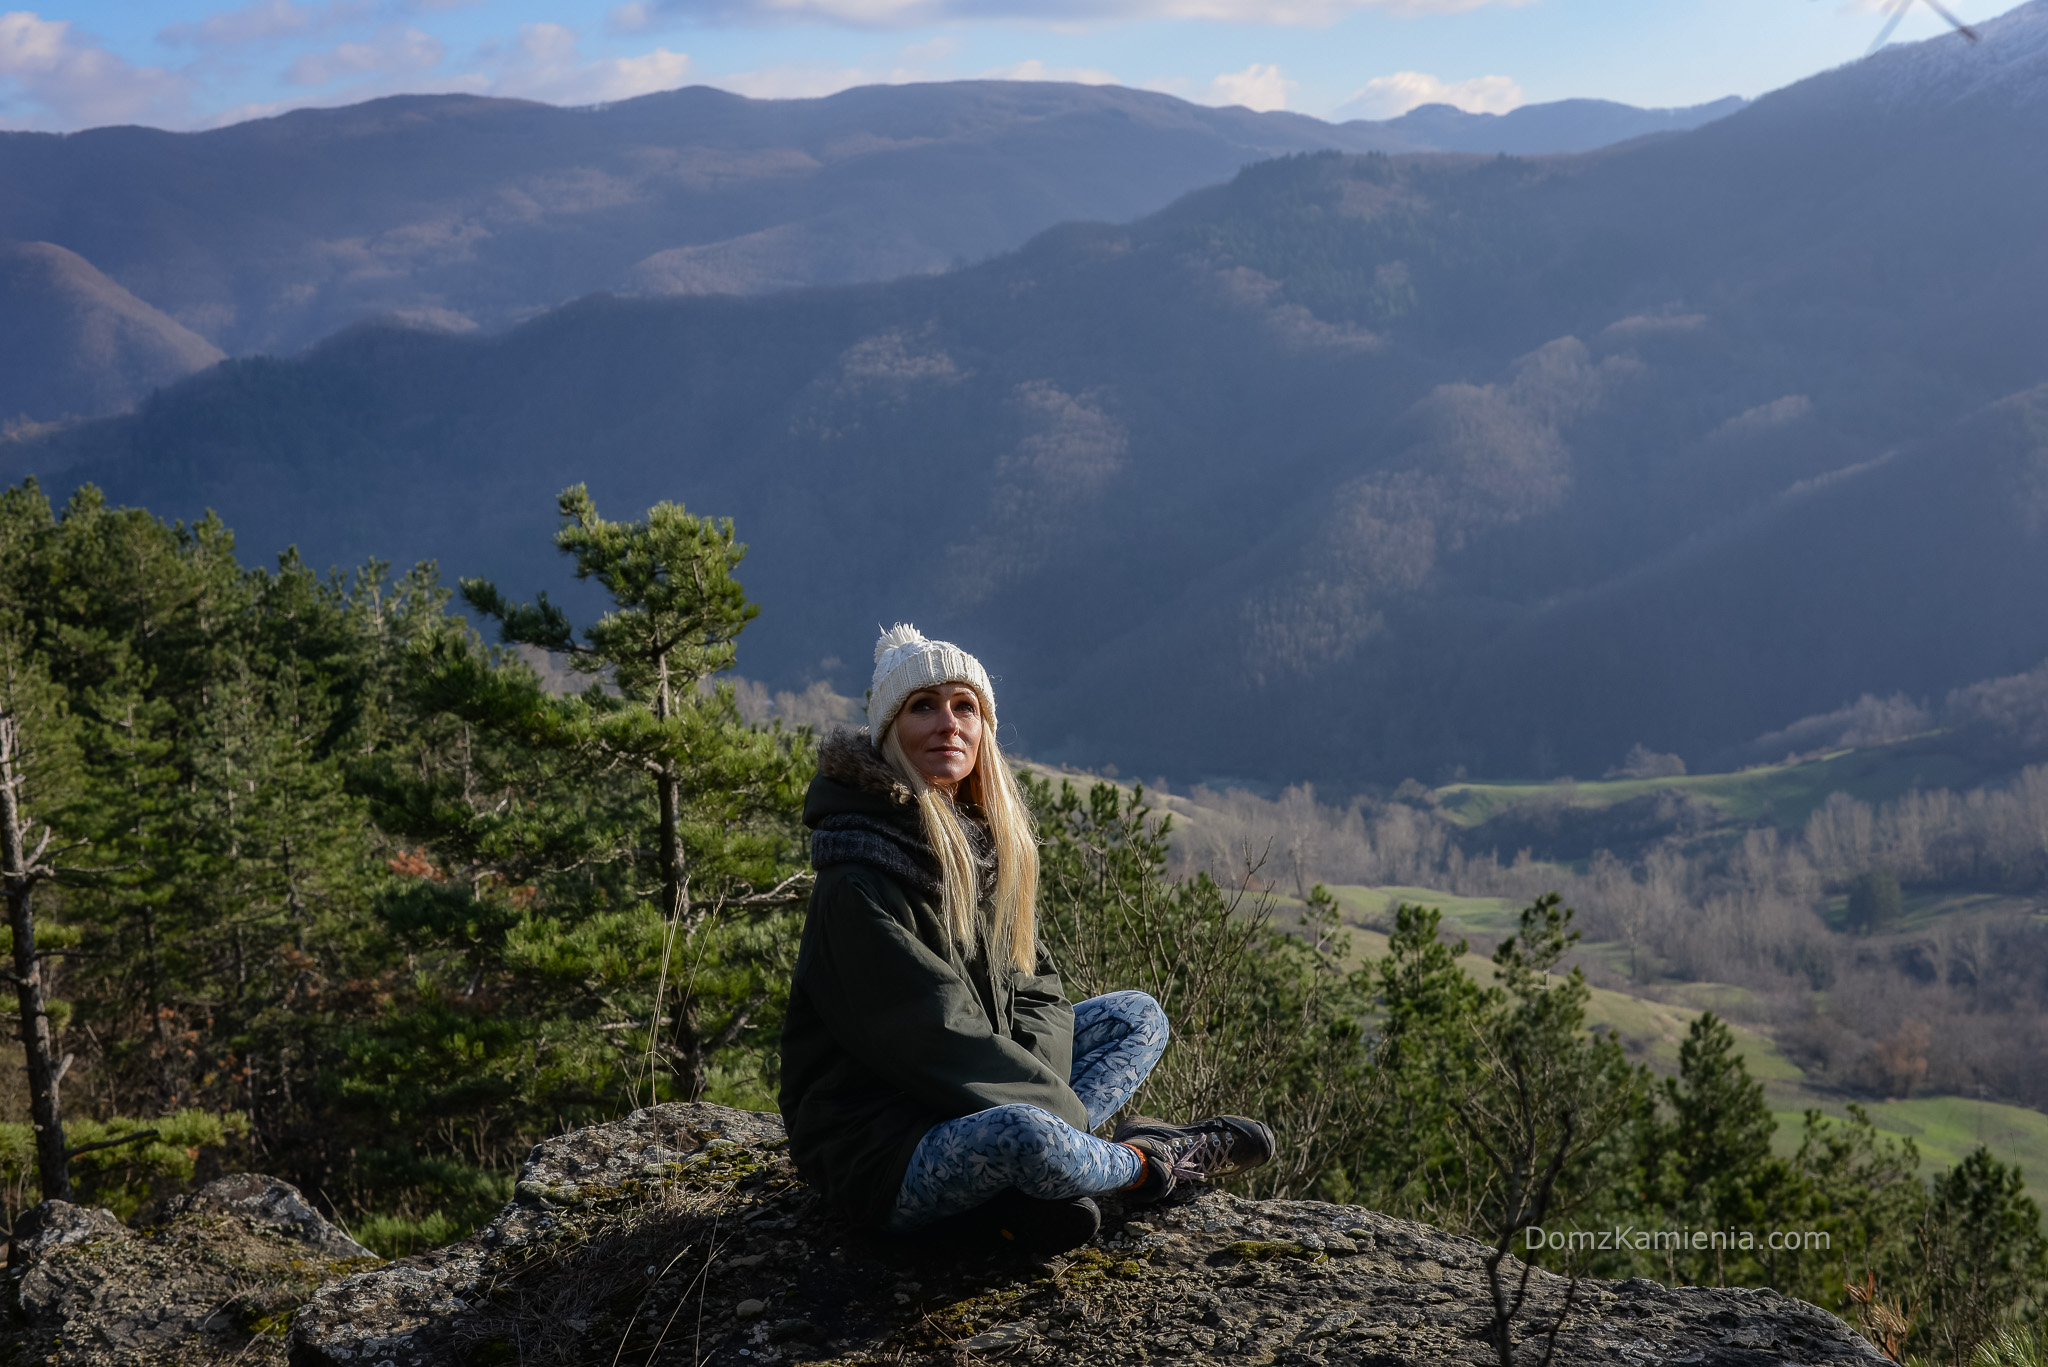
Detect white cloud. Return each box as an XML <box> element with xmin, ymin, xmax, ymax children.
<box><xmin>576</xmin><ymin>44</ymin><xmax>694</xmax><ymax>99</ymax></box>
<box><xmin>608</xmin><ymin>1</ymin><xmax>656</xmax><ymax>33</ymax></box>
<box><xmin>650</xmin><ymin>0</ymin><xmax>1528</xmax><ymax>27</ymax></box>
<box><xmin>286</xmin><ymin>24</ymin><xmax>443</xmax><ymax>86</ymax></box>
<box><xmin>224</xmin><ymin>18</ymin><xmax>693</xmax><ymax>110</ymax></box>
<box><xmin>490</xmin><ymin>23</ymin><xmax>693</xmax><ymax>104</ymax></box>
<box><xmin>1206</xmin><ymin>61</ymin><xmax>1294</xmax><ymax>110</ymax></box>
<box><xmin>0</xmin><ymin>11</ymin><xmax>191</xmax><ymax>128</ymax></box>
<box><xmin>159</xmin><ymin>0</ymin><xmax>375</xmax><ymax>48</ymax></box>
<box><xmin>982</xmin><ymin>57</ymin><xmax>1118</xmax><ymax>84</ymax></box>
<box><xmin>158</xmin><ymin>0</ymin><xmax>476</xmax><ymax>50</ymax></box>
<box><xmin>1334</xmin><ymin>69</ymin><xmax>1522</xmax><ymax>119</ymax></box>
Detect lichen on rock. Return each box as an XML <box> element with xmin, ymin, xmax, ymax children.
<box><xmin>288</xmin><ymin>1102</ymin><xmax>1889</xmax><ymax>1367</ymax></box>
<box><xmin>2</xmin><ymin>1175</ymin><xmax>381</xmax><ymax>1366</ymax></box>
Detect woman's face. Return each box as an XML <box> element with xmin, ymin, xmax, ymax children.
<box><xmin>893</xmin><ymin>683</ymin><xmax>983</xmax><ymax>795</ymax></box>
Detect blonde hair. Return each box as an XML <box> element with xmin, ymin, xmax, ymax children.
<box><xmin>880</xmin><ymin>721</ymin><xmax>1039</xmax><ymax>972</ymax></box>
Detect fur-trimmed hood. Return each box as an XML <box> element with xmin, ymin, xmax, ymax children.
<box><xmin>804</xmin><ymin>729</ymin><xmax>993</xmax><ymax>900</ymax></box>
<box><xmin>812</xmin><ymin>728</ymin><xmax>915</xmax><ymax>810</ymax></box>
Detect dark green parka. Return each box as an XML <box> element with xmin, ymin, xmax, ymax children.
<box><xmin>778</xmin><ymin>731</ymin><xmax>1086</xmax><ymax>1229</ymax></box>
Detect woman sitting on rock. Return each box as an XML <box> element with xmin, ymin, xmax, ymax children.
<box><xmin>779</xmin><ymin>624</ymin><xmax>1275</xmax><ymax>1252</ymax></box>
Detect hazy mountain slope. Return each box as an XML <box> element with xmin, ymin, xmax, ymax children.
<box><xmin>1367</xmin><ymin>96</ymin><xmax>1746</xmax><ymax>155</ymax></box>
<box><xmin>1443</xmin><ymin>385</ymin><xmax>2048</xmax><ymax>775</ymax></box>
<box><xmin>0</xmin><ymin>81</ymin><xmax>1738</xmax><ymax>370</ymax></box>
<box><xmin>0</xmin><ymin>241</ymin><xmax>223</xmax><ymax>427</ymax></box>
<box><xmin>11</xmin><ymin>8</ymin><xmax>2044</xmax><ymax>788</ymax></box>
<box><xmin>0</xmin><ymin>83</ymin><xmax>1359</xmax><ymax>356</ymax></box>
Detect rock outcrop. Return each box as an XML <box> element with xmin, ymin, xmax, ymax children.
<box><xmin>291</xmin><ymin>1103</ymin><xmax>1886</xmax><ymax>1367</ymax></box>
<box><xmin>3</xmin><ymin>1176</ymin><xmax>377</xmax><ymax>1366</ymax></box>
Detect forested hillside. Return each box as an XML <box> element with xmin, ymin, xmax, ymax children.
<box><xmin>13</xmin><ymin>3</ymin><xmax>2048</xmax><ymax>789</ymax></box>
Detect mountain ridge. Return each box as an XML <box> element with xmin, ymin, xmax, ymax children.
<box><xmin>0</xmin><ymin>78</ymin><xmax>1739</xmax><ymax>405</ymax></box>
<box><xmin>1360</xmin><ymin>94</ymin><xmax>1748</xmax><ymax>154</ymax></box>
<box><xmin>9</xmin><ymin>10</ymin><xmax>2047</xmax><ymax>786</ymax></box>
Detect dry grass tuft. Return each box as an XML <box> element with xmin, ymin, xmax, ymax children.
<box><xmin>450</xmin><ymin>1160</ymin><xmax>793</xmax><ymax>1365</ymax></box>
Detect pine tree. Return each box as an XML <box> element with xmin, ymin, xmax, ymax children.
<box><xmin>460</xmin><ymin>486</ymin><xmax>758</xmax><ymax>931</ymax></box>
<box><xmin>0</xmin><ymin>637</ymin><xmax>82</xmax><ymax>1201</ymax></box>
<box><xmin>1665</xmin><ymin>1013</ymin><xmax>1774</xmax><ymax>1192</ymax></box>
<box><xmin>1916</xmin><ymin>1147</ymin><xmax>2048</xmax><ymax>1365</ymax></box>
<box><xmin>1648</xmin><ymin>1011</ymin><xmax>1784</xmax><ymax>1286</ymax></box>
<box><xmin>1444</xmin><ymin>894</ymin><xmax>1644</xmax><ymax>1367</ymax></box>
<box><xmin>0</xmin><ymin>483</ymin><xmax>93</xmax><ymax>1200</ymax></box>
<box><xmin>1365</xmin><ymin>901</ymin><xmax>1488</xmax><ymax>1223</ymax></box>
<box><xmin>442</xmin><ymin>486</ymin><xmax>811</xmax><ymax>1105</ymax></box>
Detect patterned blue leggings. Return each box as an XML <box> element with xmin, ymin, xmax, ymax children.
<box><xmin>885</xmin><ymin>989</ymin><xmax>1168</xmax><ymax>1231</ymax></box>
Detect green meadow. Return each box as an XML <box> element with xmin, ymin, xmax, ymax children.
<box><xmin>1431</xmin><ymin>735</ymin><xmax>1998</xmax><ymax>829</ymax></box>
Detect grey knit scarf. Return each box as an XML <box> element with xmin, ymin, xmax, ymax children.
<box><xmin>810</xmin><ymin>731</ymin><xmax>997</xmax><ymax>902</ymax></box>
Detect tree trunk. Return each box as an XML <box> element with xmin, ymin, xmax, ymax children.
<box><xmin>658</xmin><ymin>765</ymin><xmax>686</xmax><ymax>926</ymax></box>
<box><xmin>641</xmin><ymin>655</ymin><xmax>691</xmax><ymax>1105</ymax></box>
<box><xmin>143</xmin><ymin>903</ymin><xmax>178</xmax><ymax>1109</ymax></box>
<box><xmin>673</xmin><ymin>991</ymin><xmax>706</xmax><ymax>1103</ymax></box>
<box><xmin>653</xmin><ymin>656</ymin><xmax>689</xmax><ymax>929</ymax></box>
<box><xmin>0</xmin><ymin>716</ymin><xmax>69</xmax><ymax>1202</ymax></box>
<box><xmin>673</xmin><ymin>989</ymin><xmax>765</xmax><ymax>1104</ymax></box>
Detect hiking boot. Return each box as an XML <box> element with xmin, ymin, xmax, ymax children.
<box><xmin>1112</xmin><ymin>1115</ymin><xmax>1276</xmax><ymax>1190</ymax></box>
<box><xmin>989</xmin><ymin>1191</ymin><xmax>1102</xmax><ymax>1254</ymax></box>
<box><xmin>948</xmin><ymin>1189</ymin><xmax>1101</xmax><ymax>1255</ymax></box>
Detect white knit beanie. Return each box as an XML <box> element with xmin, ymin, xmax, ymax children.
<box><xmin>868</xmin><ymin>623</ymin><xmax>996</xmax><ymax>741</ymax></box>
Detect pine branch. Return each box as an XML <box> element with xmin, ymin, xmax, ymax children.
<box><xmin>64</xmin><ymin>1129</ymin><xmax>158</xmax><ymax>1161</ymax></box>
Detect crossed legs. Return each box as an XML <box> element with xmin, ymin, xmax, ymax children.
<box><xmin>884</xmin><ymin>990</ymin><xmax>1169</xmax><ymax>1231</ymax></box>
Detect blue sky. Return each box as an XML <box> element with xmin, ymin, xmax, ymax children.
<box><xmin>0</xmin><ymin>0</ymin><xmax>2009</xmax><ymax>132</ymax></box>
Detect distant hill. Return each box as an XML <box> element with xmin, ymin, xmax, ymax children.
<box><xmin>1363</xmin><ymin>96</ymin><xmax>1747</xmax><ymax>155</ymax></box>
<box><xmin>9</xmin><ymin>5</ymin><xmax>2045</xmax><ymax>787</ymax></box>
<box><xmin>0</xmin><ymin>241</ymin><xmax>223</xmax><ymax>428</ymax></box>
<box><xmin>0</xmin><ymin>81</ymin><xmax>1738</xmax><ymax>377</ymax></box>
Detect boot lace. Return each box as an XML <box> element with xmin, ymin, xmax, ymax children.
<box><xmin>1165</xmin><ymin>1126</ymin><xmax>1237</xmax><ymax>1181</ymax></box>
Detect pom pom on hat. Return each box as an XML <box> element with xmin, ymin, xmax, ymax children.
<box><xmin>874</xmin><ymin>622</ymin><xmax>926</xmax><ymax>664</ymax></box>
<box><xmin>868</xmin><ymin>622</ymin><xmax>995</xmax><ymax>741</ymax></box>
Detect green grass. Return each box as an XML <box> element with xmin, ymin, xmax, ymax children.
<box><xmin>1764</xmin><ymin>1094</ymin><xmax>2048</xmax><ymax>1202</ymax></box>
<box><xmin>1658</xmin><ymin>981</ymin><xmax>1766</xmax><ymax>1016</ymax></box>
<box><xmin>1590</xmin><ymin>986</ymin><xmax>1787</xmax><ymax>1077</ymax></box>
<box><xmin>1815</xmin><ymin>887</ymin><xmax>2045</xmax><ymax>935</ymax></box>
<box><xmin>1324</xmin><ymin>884</ymin><xmax>1524</xmax><ymax>935</ymax></box>
<box><xmin>1433</xmin><ymin>733</ymin><xmax>1998</xmax><ymax>830</ymax></box>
